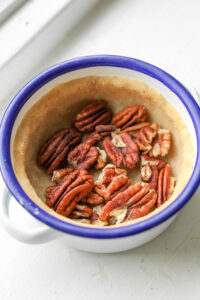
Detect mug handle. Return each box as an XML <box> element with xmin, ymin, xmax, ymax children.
<box><xmin>0</xmin><ymin>187</ymin><xmax>61</xmax><ymax>244</ymax></box>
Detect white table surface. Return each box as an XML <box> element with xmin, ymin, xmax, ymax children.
<box><xmin>1</xmin><ymin>0</ymin><xmax>200</xmax><ymax>299</ymax></box>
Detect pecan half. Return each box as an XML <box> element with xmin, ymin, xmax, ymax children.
<box><xmin>112</xmin><ymin>105</ymin><xmax>148</xmax><ymax>129</ymax></box>
<box><xmin>84</xmin><ymin>125</ymin><xmax>116</xmax><ymax>144</ymax></box>
<box><xmin>103</xmin><ymin>132</ymin><xmax>139</xmax><ymax>168</ymax></box>
<box><xmin>94</xmin><ymin>165</ymin><xmax>130</xmax><ymax>201</ymax></box>
<box><xmin>52</xmin><ymin>168</ymin><xmax>74</xmax><ymax>183</ymax></box>
<box><xmin>38</xmin><ymin>128</ymin><xmax>81</xmax><ymax>174</ymax></box>
<box><xmin>140</xmin><ymin>155</ymin><xmax>166</xmax><ymax>189</ymax></box>
<box><xmin>141</xmin><ymin>155</ymin><xmax>166</xmax><ymax>170</ymax></box>
<box><xmin>70</xmin><ymin>203</ymin><xmax>93</xmax><ymax>219</ymax></box>
<box><xmin>45</xmin><ymin>170</ymin><xmax>93</xmax><ymax>217</ymax></box>
<box><xmin>136</xmin><ymin>123</ymin><xmax>158</xmax><ymax>153</ymax></box>
<box><xmin>96</xmin><ymin>175</ymin><xmax>130</xmax><ymax>201</ymax></box>
<box><xmin>68</xmin><ymin>142</ymin><xmax>98</xmax><ymax>170</ymax></box>
<box><xmin>149</xmin><ymin>129</ymin><xmax>172</xmax><ymax>157</ymax></box>
<box><xmin>96</xmin><ymin>164</ymin><xmax>127</xmax><ymax>185</ymax></box>
<box><xmin>157</xmin><ymin>165</ymin><xmax>176</xmax><ymax>207</ymax></box>
<box><xmin>68</xmin><ymin>126</ymin><xmax>114</xmax><ymax>170</ymax></box>
<box><xmin>83</xmin><ymin>131</ymin><xmax>102</xmax><ymax>145</ymax></box>
<box><xmin>74</xmin><ymin>100</ymin><xmax>112</xmax><ymax>132</ymax></box>
<box><xmin>99</xmin><ymin>182</ymin><xmax>152</xmax><ymax>222</ymax></box>
<box><xmin>82</xmin><ymin>191</ymin><xmax>104</xmax><ymax>205</ymax></box>
<box><xmin>122</xmin><ymin>122</ymin><xmax>151</xmax><ymax>137</ymax></box>
<box><xmin>125</xmin><ymin>189</ymin><xmax>157</xmax><ymax>221</ymax></box>
<box><xmin>87</xmin><ymin>165</ymin><xmax>129</xmax><ymax>202</ymax></box>
<box><xmin>95</xmin><ymin>124</ymin><xmax>116</xmax><ymax>137</ymax></box>
<box><xmin>141</xmin><ymin>165</ymin><xmax>158</xmax><ymax>190</ymax></box>
<box><xmin>51</xmin><ymin>170</ymin><xmax>105</xmax><ymax>206</ymax></box>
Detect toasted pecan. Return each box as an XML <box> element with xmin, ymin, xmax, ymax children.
<box><xmin>38</xmin><ymin>128</ymin><xmax>81</xmax><ymax>174</ymax></box>
<box><xmin>74</xmin><ymin>101</ymin><xmax>112</xmax><ymax>132</ymax></box>
<box><xmin>45</xmin><ymin>170</ymin><xmax>93</xmax><ymax>217</ymax></box>
<box><xmin>112</xmin><ymin>105</ymin><xmax>148</xmax><ymax>129</ymax></box>
<box><xmin>103</xmin><ymin>132</ymin><xmax>139</xmax><ymax>168</ymax></box>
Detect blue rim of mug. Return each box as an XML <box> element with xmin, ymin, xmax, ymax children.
<box><xmin>0</xmin><ymin>55</ymin><xmax>200</xmax><ymax>239</ymax></box>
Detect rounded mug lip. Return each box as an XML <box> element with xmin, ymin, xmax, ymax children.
<box><xmin>0</xmin><ymin>55</ymin><xmax>200</xmax><ymax>239</ymax></box>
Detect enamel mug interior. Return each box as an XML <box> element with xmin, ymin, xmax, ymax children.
<box><xmin>0</xmin><ymin>56</ymin><xmax>200</xmax><ymax>247</ymax></box>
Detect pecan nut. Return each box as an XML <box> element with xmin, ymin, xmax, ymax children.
<box><xmin>84</xmin><ymin>125</ymin><xmax>116</xmax><ymax>145</ymax></box>
<box><xmin>157</xmin><ymin>165</ymin><xmax>176</xmax><ymax>207</ymax></box>
<box><xmin>112</xmin><ymin>105</ymin><xmax>148</xmax><ymax>129</ymax></box>
<box><xmin>68</xmin><ymin>142</ymin><xmax>98</xmax><ymax>170</ymax></box>
<box><xmin>74</xmin><ymin>100</ymin><xmax>112</xmax><ymax>132</ymax></box>
<box><xmin>45</xmin><ymin>169</ymin><xmax>94</xmax><ymax>217</ymax></box>
<box><xmin>68</xmin><ymin>126</ymin><xmax>115</xmax><ymax>170</ymax></box>
<box><xmin>82</xmin><ymin>191</ymin><xmax>105</xmax><ymax>205</ymax></box>
<box><xmin>103</xmin><ymin>132</ymin><xmax>139</xmax><ymax>168</ymax></box>
<box><xmin>95</xmin><ymin>174</ymin><xmax>130</xmax><ymax>201</ymax></box>
<box><xmin>122</xmin><ymin>122</ymin><xmax>151</xmax><ymax>137</ymax></box>
<box><xmin>149</xmin><ymin>129</ymin><xmax>172</xmax><ymax>157</ymax></box>
<box><xmin>70</xmin><ymin>203</ymin><xmax>93</xmax><ymax>219</ymax></box>
<box><xmin>141</xmin><ymin>155</ymin><xmax>166</xmax><ymax>170</ymax></box>
<box><xmin>140</xmin><ymin>157</ymin><xmax>175</xmax><ymax>205</ymax></box>
<box><xmin>51</xmin><ymin>168</ymin><xmax>109</xmax><ymax>211</ymax></box>
<box><xmin>83</xmin><ymin>131</ymin><xmax>102</xmax><ymax>145</ymax></box>
<box><xmin>136</xmin><ymin>123</ymin><xmax>158</xmax><ymax>153</ymax></box>
<box><xmin>96</xmin><ymin>164</ymin><xmax>127</xmax><ymax>185</ymax></box>
<box><xmin>95</xmin><ymin>124</ymin><xmax>116</xmax><ymax>137</ymax></box>
<box><xmin>99</xmin><ymin>182</ymin><xmax>152</xmax><ymax>222</ymax></box>
<box><xmin>140</xmin><ymin>155</ymin><xmax>166</xmax><ymax>189</ymax></box>
<box><xmin>38</xmin><ymin>128</ymin><xmax>81</xmax><ymax>174</ymax></box>
<box><xmin>125</xmin><ymin>189</ymin><xmax>157</xmax><ymax>221</ymax></box>
<box><xmin>141</xmin><ymin>165</ymin><xmax>159</xmax><ymax>190</ymax></box>
<box><xmin>52</xmin><ymin>168</ymin><xmax>74</xmax><ymax>183</ymax></box>
<box><xmin>92</xmin><ymin>165</ymin><xmax>130</xmax><ymax>202</ymax></box>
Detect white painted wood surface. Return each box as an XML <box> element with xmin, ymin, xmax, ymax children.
<box><xmin>0</xmin><ymin>0</ymin><xmax>98</xmax><ymax>102</ymax></box>
<box><xmin>0</xmin><ymin>0</ymin><xmax>200</xmax><ymax>299</ymax></box>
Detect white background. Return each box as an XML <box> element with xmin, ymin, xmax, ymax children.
<box><xmin>0</xmin><ymin>0</ymin><xmax>200</xmax><ymax>299</ymax></box>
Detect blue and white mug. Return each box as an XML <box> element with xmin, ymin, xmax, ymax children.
<box><xmin>0</xmin><ymin>55</ymin><xmax>200</xmax><ymax>253</ymax></box>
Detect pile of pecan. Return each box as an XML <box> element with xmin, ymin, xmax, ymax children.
<box><xmin>38</xmin><ymin>100</ymin><xmax>176</xmax><ymax>226</ymax></box>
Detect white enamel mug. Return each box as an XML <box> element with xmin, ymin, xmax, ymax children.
<box><xmin>0</xmin><ymin>55</ymin><xmax>200</xmax><ymax>253</ymax></box>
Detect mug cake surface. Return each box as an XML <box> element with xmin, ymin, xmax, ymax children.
<box><xmin>13</xmin><ymin>76</ymin><xmax>195</xmax><ymax>227</ymax></box>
